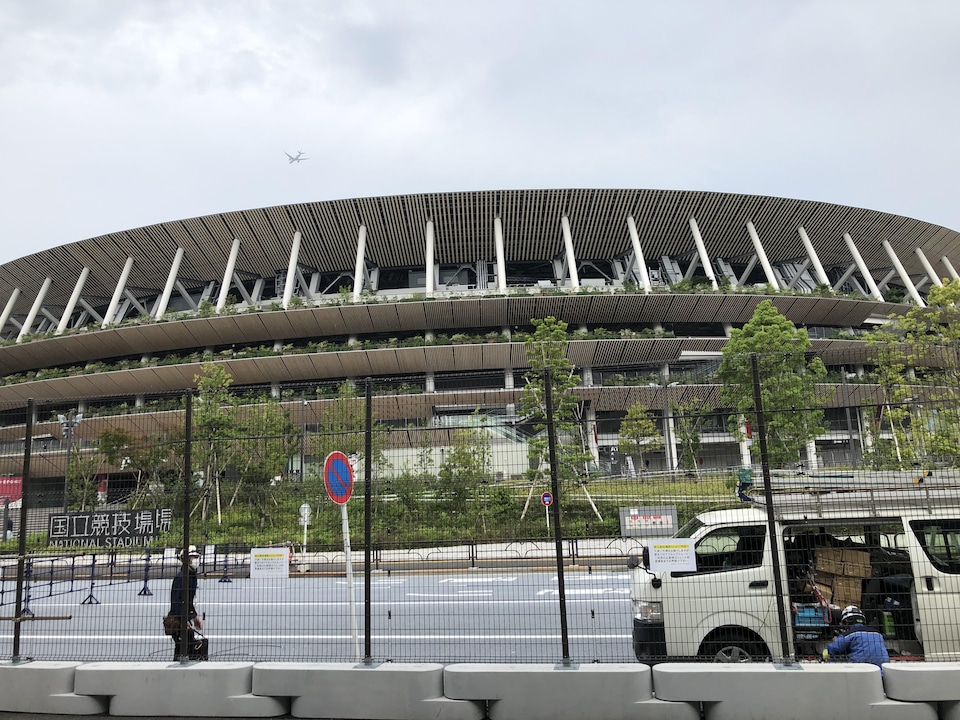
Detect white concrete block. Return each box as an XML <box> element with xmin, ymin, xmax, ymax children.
<box><xmin>652</xmin><ymin>663</ymin><xmax>935</xmax><ymax>720</ymax></box>
<box><xmin>254</xmin><ymin>661</ymin><xmax>484</xmax><ymax>720</ymax></box>
<box><xmin>0</xmin><ymin>661</ymin><xmax>107</xmax><ymax>715</ymax></box>
<box><xmin>882</xmin><ymin>662</ymin><xmax>960</xmax><ymax>701</ymax></box>
<box><xmin>74</xmin><ymin>661</ymin><xmax>288</xmax><ymax>717</ymax></box>
<box><xmin>443</xmin><ymin>663</ymin><xmax>698</xmax><ymax>720</ymax></box>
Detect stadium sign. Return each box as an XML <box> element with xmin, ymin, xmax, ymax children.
<box><xmin>47</xmin><ymin>508</ymin><xmax>173</xmax><ymax>548</ymax></box>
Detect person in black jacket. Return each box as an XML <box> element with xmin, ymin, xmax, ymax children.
<box><xmin>169</xmin><ymin>545</ymin><xmax>207</xmax><ymax>660</ymax></box>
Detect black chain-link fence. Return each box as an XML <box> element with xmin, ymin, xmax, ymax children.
<box><xmin>2</xmin><ymin>352</ymin><xmax>959</xmax><ymax>664</ymax></box>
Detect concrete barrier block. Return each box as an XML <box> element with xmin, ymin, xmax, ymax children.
<box><xmin>881</xmin><ymin>662</ymin><xmax>960</xmax><ymax>701</ymax></box>
<box><xmin>652</xmin><ymin>663</ymin><xmax>935</xmax><ymax>720</ymax></box>
<box><xmin>942</xmin><ymin>700</ymin><xmax>960</xmax><ymax>720</ymax></box>
<box><xmin>74</xmin><ymin>661</ymin><xmax>288</xmax><ymax>717</ymax></box>
<box><xmin>443</xmin><ymin>663</ymin><xmax>698</xmax><ymax>720</ymax></box>
<box><xmin>254</xmin><ymin>662</ymin><xmax>484</xmax><ymax>720</ymax></box>
<box><xmin>0</xmin><ymin>661</ymin><xmax>108</xmax><ymax>715</ymax></box>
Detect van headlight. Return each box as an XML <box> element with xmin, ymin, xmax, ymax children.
<box><xmin>634</xmin><ymin>601</ymin><xmax>662</xmax><ymax>622</ymax></box>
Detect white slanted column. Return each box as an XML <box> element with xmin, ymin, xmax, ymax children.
<box><xmin>584</xmin><ymin>402</ymin><xmax>599</xmax><ymax>465</ymax></box>
<box><xmin>914</xmin><ymin>248</ymin><xmax>943</xmax><ymax>287</ymax></box>
<box><xmin>0</xmin><ymin>288</ymin><xmax>20</xmax><ymax>334</ymax></box>
<box><xmin>882</xmin><ymin>241</ymin><xmax>925</xmax><ymax>306</ymax></box>
<box><xmin>57</xmin><ymin>268</ymin><xmax>90</xmax><ymax>334</ymax></box>
<box><xmin>561</xmin><ymin>215</ymin><xmax>580</xmax><ymax>289</ymax></box>
<box><xmin>425</xmin><ymin>219</ymin><xmax>436</xmax><ymax>295</ymax></box>
<box><xmin>688</xmin><ymin>217</ymin><xmax>718</xmax><ymax>290</ymax></box>
<box><xmin>494</xmin><ymin>217</ymin><xmax>507</xmax><ymax>291</ymax></box>
<box><xmin>797</xmin><ymin>226</ymin><xmax>830</xmax><ymax>287</ymax></box>
<box><xmin>17</xmin><ymin>277</ymin><xmax>51</xmax><ymax>342</ymax></box>
<box><xmin>942</xmin><ymin>256</ymin><xmax>960</xmax><ymax>281</ymax></box>
<box><xmin>843</xmin><ymin>233</ymin><xmax>883</xmax><ymax>301</ymax></box>
<box><xmin>282</xmin><ymin>231</ymin><xmax>302</xmax><ymax>309</ymax></box>
<box><xmin>352</xmin><ymin>225</ymin><xmax>367</xmax><ymax>302</ymax></box>
<box><xmin>216</xmin><ymin>239</ymin><xmax>242</xmax><ymax>312</ymax></box>
<box><xmin>154</xmin><ymin>247</ymin><xmax>185</xmax><ymax>319</ymax></box>
<box><xmin>102</xmin><ymin>257</ymin><xmax>134</xmax><ymax>328</ymax></box>
<box><xmin>626</xmin><ymin>215</ymin><xmax>652</xmax><ymax>292</ymax></box>
<box><xmin>746</xmin><ymin>221</ymin><xmax>780</xmax><ymax>290</ymax></box>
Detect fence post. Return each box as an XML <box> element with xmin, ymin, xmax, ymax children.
<box><xmin>80</xmin><ymin>554</ymin><xmax>100</xmax><ymax>605</ymax></box>
<box><xmin>544</xmin><ymin>367</ymin><xmax>572</xmax><ymax>665</ymax></box>
<box><xmin>12</xmin><ymin>399</ymin><xmax>35</xmax><ymax>661</ymax></box>
<box><xmin>750</xmin><ymin>353</ymin><xmax>793</xmax><ymax>664</ymax></box>
<box><xmin>363</xmin><ymin>377</ymin><xmax>374</xmax><ymax>665</ymax></box>
<box><xmin>178</xmin><ymin>391</ymin><xmax>193</xmax><ymax>663</ymax></box>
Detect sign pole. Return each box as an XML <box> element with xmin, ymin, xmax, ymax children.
<box><xmin>324</xmin><ymin>451</ymin><xmax>359</xmax><ymax>662</ymax></box>
<box><xmin>545</xmin><ymin>502</ymin><xmax>550</xmax><ymax>532</ymax></box>
<box><xmin>341</xmin><ymin>503</ymin><xmax>359</xmax><ymax>661</ymax></box>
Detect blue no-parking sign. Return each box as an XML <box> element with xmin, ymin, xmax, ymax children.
<box><xmin>323</xmin><ymin>451</ymin><xmax>354</xmax><ymax>505</ymax></box>
<box><xmin>541</xmin><ymin>491</ymin><xmax>553</xmax><ymax>507</ymax></box>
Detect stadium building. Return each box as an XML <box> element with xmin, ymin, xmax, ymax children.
<box><xmin>2</xmin><ymin>189</ymin><xmax>959</xmax><ymax>492</ymax></box>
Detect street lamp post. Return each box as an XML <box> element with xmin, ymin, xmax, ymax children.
<box><xmin>57</xmin><ymin>410</ymin><xmax>82</xmax><ymax>510</ymax></box>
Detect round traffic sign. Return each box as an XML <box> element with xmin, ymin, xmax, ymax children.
<box><xmin>323</xmin><ymin>451</ymin><xmax>354</xmax><ymax>505</ymax></box>
<box><xmin>541</xmin><ymin>491</ymin><xmax>553</xmax><ymax>506</ymax></box>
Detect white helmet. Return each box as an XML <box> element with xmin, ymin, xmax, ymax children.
<box><xmin>180</xmin><ymin>544</ymin><xmax>200</xmax><ymax>559</ymax></box>
<box><xmin>840</xmin><ymin>605</ymin><xmax>865</xmax><ymax>625</ymax></box>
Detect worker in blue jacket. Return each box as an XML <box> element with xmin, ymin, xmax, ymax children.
<box><xmin>823</xmin><ymin>605</ymin><xmax>889</xmax><ymax>668</ymax></box>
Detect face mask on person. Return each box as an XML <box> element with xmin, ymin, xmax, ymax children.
<box><xmin>190</xmin><ymin>558</ymin><xmax>199</xmax><ymax>570</ymax></box>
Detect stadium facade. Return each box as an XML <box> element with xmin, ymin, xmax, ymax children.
<box><xmin>2</xmin><ymin>188</ymin><xmax>959</xmax><ymax>488</ymax></box>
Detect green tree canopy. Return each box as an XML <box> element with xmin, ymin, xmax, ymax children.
<box><xmin>718</xmin><ymin>300</ymin><xmax>826</xmax><ymax>468</ymax></box>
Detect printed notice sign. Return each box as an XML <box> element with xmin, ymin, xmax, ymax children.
<box><xmin>647</xmin><ymin>539</ymin><xmax>697</xmax><ymax>572</ymax></box>
<box><xmin>250</xmin><ymin>547</ymin><xmax>290</xmax><ymax>578</ymax></box>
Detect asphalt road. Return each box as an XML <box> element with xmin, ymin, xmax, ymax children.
<box><xmin>1</xmin><ymin>568</ymin><xmax>635</xmax><ymax>664</ymax></box>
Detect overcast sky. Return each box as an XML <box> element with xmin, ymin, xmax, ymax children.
<box><xmin>1</xmin><ymin>0</ymin><xmax>958</xmax><ymax>266</ymax></box>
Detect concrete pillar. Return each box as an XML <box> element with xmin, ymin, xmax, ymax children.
<box><xmin>882</xmin><ymin>240</ymin><xmax>924</xmax><ymax>306</ymax></box>
<box><xmin>353</xmin><ymin>225</ymin><xmax>367</xmax><ymax>302</ymax></box>
<box><xmin>425</xmin><ymin>371</ymin><xmax>435</xmax><ymax>393</ymax></box>
<box><xmin>216</xmin><ymin>239</ymin><xmax>241</xmax><ymax>312</ymax></box>
<box><xmin>584</xmin><ymin>402</ymin><xmax>599</xmax><ymax>465</ymax></box>
<box><xmin>688</xmin><ymin>217</ymin><xmax>718</xmax><ymax>290</ymax></box>
<box><xmin>805</xmin><ymin>439</ymin><xmax>819</xmax><ymax>471</ymax></box>
<box><xmin>797</xmin><ymin>226</ymin><xmax>830</xmax><ymax>287</ymax></box>
<box><xmin>626</xmin><ymin>215</ymin><xmax>652</xmax><ymax>292</ymax></box>
<box><xmin>561</xmin><ymin>215</ymin><xmax>580</xmax><ymax>289</ymax></box>
<box><xmin>425</xmin><ymin>220</ymin><xmax>435</xmax><ymax>294</ymax></box>
<box><xmin>942</xmin><ymin>256</ymin><xmax>960</xmax><ymax>281</ymax></box>
<box><xmin>17</xmin><ymin>277</ymin><xmax>51</xmax><ymax>342</ymax></box>
<box><xmin>746</xmin><ymin>221</ymin><xmax>780</xmax><ymax>289</ymax></box>
<box><xmin>494</xmin><ymin>217</ymin><xmax>507</xmax><ymax>291</ymax></box>
<box><xmin>914</xmin><ymin>248</ymin><xmax>943</xmax><ymax>287</ymax></box>
<box><xmin>57</xmin><ymin>268</ymin><xmax>89</xmax><ymax>335</ymax></box>
<box><xmin>102</xmin><ymin>257</ymin><xmax>134</xmax><ymax>328</ymax></box>
<box><xmin>281</xmin><ymin>231</ymin><xmax>302</xmax><ymax>309</ymax></box>
<box><xmin>843</xmin><ymin>233</ymin><xmax>883</xmax><ymax>301</ymax></box>
<box><xmin>154</xmin><ymin>247</ymin><xmax>185</xmax><ymax>319</ymax></box>
<box><xmin>0</xmin><ymin>288</ymin><xmax>20</xmax><ymax>335</ymax></box>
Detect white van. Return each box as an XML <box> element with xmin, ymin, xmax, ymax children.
<box><xmin>627</xmin><ymin>471</ymin><xmax>960</xmax><ymax>662</ymax></box>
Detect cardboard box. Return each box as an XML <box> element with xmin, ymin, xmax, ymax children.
<box><xmin>833</xmin><ymin>577</ymin><xmax>862</xmax><ymax>607</ymax></box>
<box><xmin>815</xmin><ymin>548</ymin><xmax>844</xmax><ymax>576</ymax></box>
<box><xmin>841</xmin><ymin>549</ymin><xmax>872</xmax><ymax>578</ymax></box>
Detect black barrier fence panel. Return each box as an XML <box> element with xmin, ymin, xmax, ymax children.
<box><xmin>1</xmin><ymin>349</ymin><xmax>960</xmax><ymax>664</ymax></box>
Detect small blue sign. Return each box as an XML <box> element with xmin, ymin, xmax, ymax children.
<box><xmin>541</xmin><ymin>491</ymin><xmax>553</xmax><ymax>507</ymax></box>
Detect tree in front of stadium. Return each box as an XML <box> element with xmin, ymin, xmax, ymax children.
<box><xmin>718</xmin><ymin>300</ymin><xmax>826</xmax><ymax>468</ymax></box>
<box><xmin>866</xmin><ymin>279</ymin><xmax>960</xmax><ymax>467</ymax></box>
<box><xmin>519</xmin><ymin>316</ymin><xmax>600</xmax><ymax>520</ymax></box>
<box><xmin>436</xmin><ymin>414</ymin><xmax>492</xmax><ymax>532</ymax></box>
<box><xmin>618</xmin><ymin>403</ymin><xmax>661</xmax><ymax>476</ymax></box>
<box><xmin>193</xmin><ymin>362</ymin><xmax>243</xmax><ymax>523</ymax></box>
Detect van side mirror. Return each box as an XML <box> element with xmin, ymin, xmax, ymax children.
<box><xmin>627</xmin><ymin>554</ymin><xmax>640</xmax><ymax>570</ymax></box>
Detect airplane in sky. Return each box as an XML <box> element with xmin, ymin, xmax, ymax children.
<box><xmin>285</xmin><ymin>151</ymin><xmax>309</xmax><ymax>164</ymax></box>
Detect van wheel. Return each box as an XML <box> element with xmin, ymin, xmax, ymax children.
<box><xmin>701</xmin><ymin>636</ymin><xmax>765</xmax><ymax>663</ymax></box>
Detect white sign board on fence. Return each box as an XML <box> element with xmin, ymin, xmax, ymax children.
<box><xmin>250</xmin><ymin>547</ymin><xmax>290</xmax><ymax>578</ymax></box>
<box><xmin>647</xmin><ymin>539</ymin><xmax>696</xmax><ymax>572</ymax></box>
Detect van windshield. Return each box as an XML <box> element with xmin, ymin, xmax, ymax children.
<box><xmin>675</xmin><ymin>518</ymin><xmax>704</xmax><ymax>538</ymax></box>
